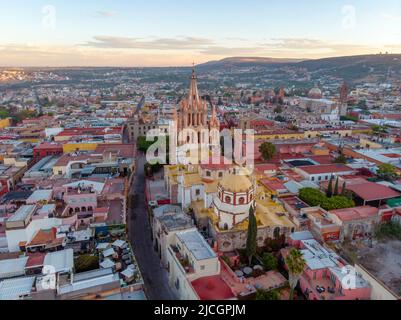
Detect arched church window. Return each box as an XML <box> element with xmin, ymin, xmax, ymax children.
<box><xmin>274</xmin><ymin>227</ymin><xmax>280</xmax><ymax>240</ymax></box>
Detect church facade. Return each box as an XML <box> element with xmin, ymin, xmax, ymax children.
<box><xmin>174</xmin><ymin>68</ymin><xmax>220</xmax><ymax>146</ymax></box>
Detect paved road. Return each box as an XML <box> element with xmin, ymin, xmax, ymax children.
<box><xmin>128</xmin><ymin>153</ymin><xmax>176</xmax><ymax>300</ymax></box>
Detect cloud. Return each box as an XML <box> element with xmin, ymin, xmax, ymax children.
<box><xmin>381</xmin><ymin>13</ymin><xmax>401</xmax><ymax>22</ymax></box>
<box><xmin>81</xmin><ymin>35</ymin><xmax>379</xmax><ymax>58</ymax></box>
<box><xmin>0</xmin><ymin>36</ymin><xmax>394</xmax><ymax>67</ymax></box>
<box><xmin>258</xmin><ymin>38</ymin><xmax>377</xmax><ymax>57</ymax></box>
<box><xmin>0</xmin><ymin>44</ymin><xmax>212</xmax><ymax>67</ymax></box>
<box><xmin>82</xmin><ymin>36</ymin><xmax>214</xmax><ymax>50</ymax></box>
<box><xmin>95</xmin><ymin>10</ymin><xmax>117</xmax><ymax>18</ymax></box>
<box><xmin>199</xmin><ymin>46</ymin><xmax>265</xmax><ymax>56</ymax></box>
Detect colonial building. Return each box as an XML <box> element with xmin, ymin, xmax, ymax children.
<box><xmin>213</xmin><ymin>167</ymin><xmax>256</xmax><ymax>230</ymax></box>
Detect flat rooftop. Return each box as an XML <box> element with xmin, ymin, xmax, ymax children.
<box><xmin>26</xmin><ymin>190</ymin><xmax>52</xmax><ymax>204</ymax></box>
<box><xmin>301</xmin><ymin>239</ymin><xmax>340</xmax><ymax>270</ymax></box>
<box><xmin>0</xmin><ymin>276</ymin><xmax>35</xmax><ymax>300</ymax></box>
<box><xmin>176</xmin><ymin>230</ymin><xmax>216</xmax><ymax>261</ymax></box>
<box><xmin>154</xmin><ymin>205</ymin><xmax>194</xmax><ymax>231</ymax></box>
<box><xmin>191</xmin><ymin>275</ymin><xmax>235</xmax><ymax>300</ymax></box>
<box><xmin>7</xmin><ymin>205</ymin><xmax>36</xmax><ymax>222</ymax></box>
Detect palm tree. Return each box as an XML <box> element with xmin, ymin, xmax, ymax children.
<box><xmin>285</xmin><ymin>248</ymin><xmax>306</xmax><ymax>300</ymax></box>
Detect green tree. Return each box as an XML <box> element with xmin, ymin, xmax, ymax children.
<box><xmin>0</xmin><ymin>108</ymin><xmax>10</xmax><ymax>119</ymax></box>
<box><xmin>341</xmin><ymin>181</ymin><xmax>347</xmax><ymax>196</ymax></box>
<box><xmin>285</xmin><ymin>249</ymin><xmax>306</xmax><ymax>300</ymax></box>
<box><xmin>14</xmin><ymin>110</ymin><xmax>37</xmax><ymax>123</ymax></box>
<box><xmin>74</xmin><ymin>255</ymin><xmax>99</xmax><ymax>273</ymax></box>
<box><xmin>246</xmin><ymin>206</ymin><xmax>257</xmax><ymax>266</ymax></box>
<box><xmin>374</xmin><ymin>221</ymin><xmax>401</xmax><ymax>241</ymax></box>
<box><xmin>299</xmin><ymin>188</ymin><xmax>354</xmax><ymax>211</ymax></box>
<box><xmin>256</xmin><ymin>289</ymin><xmax>280</xmax><ymax>300</ymax></box>
<box><xmin>137</xmin><ymin>136</ymin><xmax>156</xmax><ymax>153</ymax></box>
<box><xmin>333</xmin><ymin>177</ymin><xmax>339</xmax><ymax>196</ymax></box>
<box><xmin>371</xmin><ymin>125</ymin><xmax>388</xmax><ymax>136</ymax></box>
<box><xmin>358</xmin><ymin>99</ymin><xmax>367</xmax><ymax>109</ymax></box>
<box><xmin>259</xmin><ymin>142</ymin><xmax>276</xmax><ymax>161</ymax></box>
<box><xmin>274</xmin><ymin>115</ymin><xmax>286</xmax><ymax>122</ymax></box>
<box><xmin>274</xmin><ymin>105</ymin><xmax>283</xmax><ymax>114</ymax></box>
<box><xmin>334</xmin><ymin>153</ymin><xmax>347</xmax><ymax>164</ymax></box>
<box><xmin>377</xmin><ymin>163</ymin><xmax>398</xmax><ymax>182</ymax></box>
<box><xmin>262</xmin><ymin>252</ymin><xmax>278</xmax><ymax>271</ymax></box>
<box><xmin>327</xmin><ymin>176</ymin><xmax>334</xmax><ymax>197</ymax></box>
<box><xmin>324</xmin><ymin>195</ymin><xmax>355</xmax><ymax>210</ymax></box>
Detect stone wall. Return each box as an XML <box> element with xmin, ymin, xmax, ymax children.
<box><xmin>212</xmin><ymin>223</ymin><xmax>291</xmax><ymax>253</ymax></box>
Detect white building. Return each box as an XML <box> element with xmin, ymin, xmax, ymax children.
<box><xmin>5</xmin><ymin>205</ymin><xmax>63</xmax><ymax>252</ymax></box>
<box><xmin>152</xmin><ymin>205</ymin><xmax>195</xmax><ymax>267</ymax></box>
<box><xmin>167</xmin><ymin>229</ymin><xmax>220</xmax><ymax>300</ymax></box>
<box><xmin>294</xmin><ymin>164</ymin><xmax>355</xmax><ymax>183</ymax></box>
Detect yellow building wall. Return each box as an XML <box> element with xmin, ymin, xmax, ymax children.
<box><xmin>359</xmin><ymin>138</ymin><xmax>383</xmax><ymax>149</ymax></box>
<box><xmin>256</xmin><ymin>133</ymin><xmax>304</xmax><ymax>140</ymax></box>
<box><xmin>63</xmin><ymin>143</ymin><xmax>98</xmax><ymax>153</ymax></box>
<box><xmin>304</xmin><ymin>129</ymin><xmax>352</xmax><ymax>138</ymax></box>
<box><xmin>19</xmin><ymin>138</ymin><xmax>41</xmax><ymax>143</ymax></box>
<box><xmin>352</xmin><ymin>129</ymin><xmax>372</xmax><ymax>135</ymax></box>
<box><xmin>0</xmin><ymin>118</ymin><xmax>11</xmax><ymax>129</ymax></box>
<box><xmin>52</xmin><ymin>165</ymin><xmax>66</xmax><ymax>176</ymax></box>
<box><xmin>54</xmin><ymin>135</ymin><xmax>72</xmax><ymax>142</ymax></box>
<box><xmin>311</xmin><ymin>147</ymin><xmax>330</xmax><ymax>156</ymax></box>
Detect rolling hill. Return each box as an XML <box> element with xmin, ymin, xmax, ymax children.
<box><xmin>197</xmin><ymin>54</ymin><xmax>401</xmax><ymax>83</ymax></box>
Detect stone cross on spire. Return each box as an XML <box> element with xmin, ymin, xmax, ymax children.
<box><xmin>188</xmin><ymin>62</ymin><xmax>200</xmax><ymax>107</ymax></box>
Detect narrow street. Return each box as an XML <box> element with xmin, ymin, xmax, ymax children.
<box><xmin>128</xmin><ymin>153</ymin><xmax>176</xmax><ymax>300</ymax></box>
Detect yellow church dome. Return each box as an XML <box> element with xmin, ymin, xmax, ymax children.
<box><xmin>219</xmin><ymin>173</ymin><xmax>253</xmax><ymax>193</ymax></box>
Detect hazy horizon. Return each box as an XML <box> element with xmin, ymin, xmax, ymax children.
<box><xmin>1</xmin><ymin>0</ymin><xmax>401</xmax><ymax>67</ymax></box>
<box><xmin>2</xmin><ymin>52</ymin><xmax>401</xmax><ymax>69</ymax></box>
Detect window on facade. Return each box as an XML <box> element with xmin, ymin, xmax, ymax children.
<box><xmin>196</xmin><ymin>189</ymin><xmax>200</xmax><ymax>196</ymax></box>
<box><xmin>225</xmin><ymin>196</ymin><xmax>231</xmax><ymax>203</ymax></box>
<box><xmin>200</xmin><ymin>265</ymin><xmax>205</xmax><ymax>271</ymax></box>
<box><xmin>175</xmin><ymin>278</ymin><xmax>180</xmax><ymax>290</ymax></box>
<box><xmin>274</xmin><ymin>227</ymin><xmax>280</xmax><ymax>240</ymax></box>
<box><xmin>206</xmin><ymin>171</ymin><xmax>211</xmax><ymax>177</ymax></box>
<box><xmin>218</xmin><ymin>172</ymin><xmax>223</xmax><ymax>178</ymax></box>
<box><xmin>238</xmin><ymin>197</ymin><xmax>245</xmax><ymax>204</ymax></box>
<box><xmin>311</xmin><ymin>177</ymin><xmax>315</xmax><ymax>181</ymax></box>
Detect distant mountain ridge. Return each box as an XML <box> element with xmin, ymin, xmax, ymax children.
<box><xmin>198</xmin><ymin>56</ymin><xmax>304</xmax><ymax>67</ymax></box>
<box><xmin>197</xmin><ymin>54</ymin><xmax>401</xmax><ymax>83</ymax></box>
<box><xmin>199</xmin><ymin>54</ymin><xmax>401</xmax><ymax>68</ymax></box>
